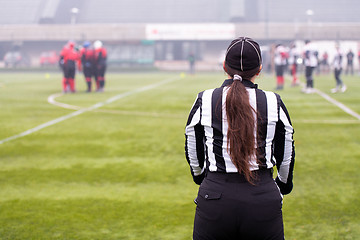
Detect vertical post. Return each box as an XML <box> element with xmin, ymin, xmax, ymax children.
<box><xmin>306</xmin><ymin>9</ymin><xmax>314</xmax><ymax>39</ymax></box>
<box><xmin>70</xmin><ymin>8</ymin><xmax>79</xmax><ymax>25</ymax></box>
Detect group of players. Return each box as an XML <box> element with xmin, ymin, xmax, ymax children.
<box><xmin>273</xmin><ymin>40</ymin><xmax>349</xmax><ymax>94</ymax></box>
<box><xmin>59</xmin><ymin>40</ymin><xmax>107</xmax><ymax>93</ymax></box>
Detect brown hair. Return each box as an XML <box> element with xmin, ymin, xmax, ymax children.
<box><xmin>224</xmin><ymin>63</ymin><xmax>260</xmax><ymax>183</ymax></box>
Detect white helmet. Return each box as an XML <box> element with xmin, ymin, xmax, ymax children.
<box><xmin>94</xmin><ymin>40</ymin><xmax>103</xmax><ymax>49</ymax></box>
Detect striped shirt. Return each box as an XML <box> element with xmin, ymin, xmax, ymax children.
<box><xmin>333</xmin><ymin>50</ymin><xmax>343</xmax><ymax>70</ymax></box>
<box><xmin>185</xmin><ymin>79</ymin><xmax>295</xmax><ymax>194</ymax></box>
<box><xmin>303</xmin><ymin>43</ymin><xmax>318</xmax><ymax>67</ymax></box>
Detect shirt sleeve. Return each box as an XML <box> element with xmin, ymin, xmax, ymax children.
<box><xmin>185</xmin><ymin>92</ymin><xmax>206</xmax><ymax>185</ymax></box>
<box><xmin>273</xmin><ymin>94</ymin><xmax>295</xmax><ymax>195</ymax></box>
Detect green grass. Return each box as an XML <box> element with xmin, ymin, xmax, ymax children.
<box><xmin>0</xmin><ymin>70</ymin><xmax>359</xmax><ymax>239</ymax></box>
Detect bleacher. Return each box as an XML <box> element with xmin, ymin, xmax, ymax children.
<box><xmin>77</xmin><ymin>0</ymin><xmax>234</xmax><ymax>24</ymax></box>
<box><xmin>1</xmin><ymin>0</ymin><xmax>359</xmax><ymax>25</ymax></box>
<box><xmin>0</xmin><ymin>0</ymin><xmax>359</xmax><ymax>68</ymax></box>
<box><xmin>0</xmin><ymin>0</ymin><xmax>82</xmax><ymax>25</ymax></box>
<box><xmin>52</xmin><ymin>0</ymin><xmax>83</xmax><ymax>24</ymax></box>
<box><xmin>0</xmin><ymin>0</ymin><xmax>43</xmax><ymax>24</ymax></box>
<box><xmin>38</xmin><ymin>0</ymin><xmax>61</xmax><ymax>24</ymax></box>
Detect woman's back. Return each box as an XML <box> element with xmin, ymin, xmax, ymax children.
<box><xmin>185</xmin><ymin>37</ymin><xmax>295</xmax><ymax>240</ymax></box>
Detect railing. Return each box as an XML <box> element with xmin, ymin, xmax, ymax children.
<box><xmin>0</xmin><ymin>22</ymin><xmax>359</xmax><ymax>42</ymax></box>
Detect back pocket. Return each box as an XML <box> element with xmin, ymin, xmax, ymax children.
<box><xmin>198</xmin><ymin>188</ymin><xmax>222</xmax><ymax>200</ymax></box>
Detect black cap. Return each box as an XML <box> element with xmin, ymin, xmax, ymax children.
<box><xmin>225</xmin><ymin>37</ymin><xmax>262</xmax><ymax>71</ymax></box>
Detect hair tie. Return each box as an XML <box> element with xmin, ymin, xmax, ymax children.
<box><xmin>233</xmin><ymin>74</ymin><xmax>242</xmax><ymax>81</ymax></box>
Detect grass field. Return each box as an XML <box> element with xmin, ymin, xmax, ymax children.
<box><xmin>0</xmin><ymin>69</ymin><xmax>359</xmax><ymax>240</ymax></box>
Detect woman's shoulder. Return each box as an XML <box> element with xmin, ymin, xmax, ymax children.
<box><xmin>255</xmin><ymin>88</ymin><xmax>283</xmax><ymax>102</ymax></box>
<box><xmin>196</xmin><ymin>87</ymin><xmax>218</xmax><ymax>96</ymax></box>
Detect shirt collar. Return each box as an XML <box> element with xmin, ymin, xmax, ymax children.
<box><xmin>221</xmin><ymin>79</ymin><xmax>258</xmax><ymax>89</ymax></box>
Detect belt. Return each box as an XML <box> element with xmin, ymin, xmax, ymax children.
<box><xmin>206</xmin><ymin>168</ymin><xmax>273</xmax><ymax>183</ymax></box>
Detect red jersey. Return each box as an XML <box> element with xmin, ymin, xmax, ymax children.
<box><xmin>65</xmin><ymin>46</ymin><xmax>79</xmax><ymax>62</ymax></box>
<box><xmin>80</xmin><ymin>47</ymin><xmax>95</xmax><ymax>65</ymax></box>
<box><xmin>95</xmin><ymin>47</ymin><xmax>107</xmax><ymax>66</ymax></box>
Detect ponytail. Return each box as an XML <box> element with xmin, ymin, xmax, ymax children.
<box><xmin>225</xmin><ymin>63</ymin><xmax>259</xmax><ymax>183</ymax></box>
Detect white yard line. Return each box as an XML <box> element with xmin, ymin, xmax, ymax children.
<box><xmin>48</xmin><ymin>93</ymin><xmax>184</xmax><ymax>118</ymax></box>
<box><xmin>0</xmin><ymin>76</ymin><xmax>180</xmax><ymax>144</ymax></box>
<box><xmin>298</xmin><ymin>80</ymin><xmax>360</xmax><ymax>121</ymax></box>
<box><xmin>313</xmin><ymin>88</ymin><xmax>360</xmax><ymax>121</ymax></box>
<box><xmin>47</xmin><ymin>93</ymin><xmax>82</xmax><ymax>110</ymax></box>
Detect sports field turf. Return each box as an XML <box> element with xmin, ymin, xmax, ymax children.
<box><xmin>0</xmin><ymin>70</ymin><xmax>359</xmax><ymax>239</ymax></box>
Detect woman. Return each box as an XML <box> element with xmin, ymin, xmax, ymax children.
<box><xmin>331</xmin><ymin>44</ymin><xmax>346</xmax><ymax>93</ymax></box>
<box><xmin>93</xmin><ymin>40</ymin><xmax>107</xmax><ymax>92</ymax></box>
<box><xmin>302</xmin><ymin>40</ymin><xmax>318</xmax><ymax>94</ymax></box>
<box><xmin>59</xmin><ymin>41</ymin><xmax>80</xmax><ymax>93</ymax></box>
<box><xmin>274</xmin><ymin>43</ymin><xmax>288</xmax><ymax>90</ymax></box>
<box><xmin>79</xmin><ymin>41</ymin><xmax>96</xmax><ymax>92</ymax></box>
<box><xmin>289</xmin><ymin>43</ymin><xmax>300</xmax><ymax>86</ymax></box>
<box><xmin>185</xmin><ymin>37</ymin><xmax>295</xmax><ymax>240</ymax></box>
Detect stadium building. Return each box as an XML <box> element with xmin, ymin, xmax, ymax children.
<box><xmin>0</xmin><ymin>0</ymin><xmax>359</xmax><ymax>69</ymax></box>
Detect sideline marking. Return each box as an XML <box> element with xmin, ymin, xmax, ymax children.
<box><xmin>0</xmin><ymin>76</ymin><xmax>180</xmax><ymax>144</ymax></box>
<box><xmin>48</xmin><ymin>93</ymin><xmax>184</xmax><ymax>119</ymax></box>
<box><xmin>47</xmin><ymin>93</ymin><xmax>81</xmax><ymax>110</ymax></box>
<box><xmin>49</xmin><ymin>95</ymin><xmax>358</xmax><ymax>123</ymax></box>
<box><xmin>313</xmin><ymin>88</ymin><xmax>360</xmax><ymax>121</ymax></box>
<box><xmin>297</xmin><ymin>80</ymin><xmax>360</xmax><ymax>121</ymax></box>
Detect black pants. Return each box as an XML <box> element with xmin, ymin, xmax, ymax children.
<box><xmin>64</xmin><ymin>60</ymin><xmax>76</xmax><ymax>79</ymax></box>
<box><xmin>193</xmin><ymin>170</ymin><xmax>284</xmax><ymax>240</ymax></box>
<box><xmin>96</xmin><ymin>64</ymin><xmax>107</xmax><ymax>78</ymax></box>
<box><xmin>83</xmin><ymin>65</ymin><xmax>95</xmax><ymax>78</ymax></box>
<box><xmin>334</xmin><ymin>68</ymin><xmax>343</xmax><ymax>86</ymax></box>
<box><xmin>305</xmin><ymin>66</ymin><xmax>315</xmax><ymax>88</ymax></box>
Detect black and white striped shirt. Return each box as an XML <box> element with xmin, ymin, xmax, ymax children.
<box><xmin>185</xmin><ymin>79</ymin><xmax>295</xmax><ymax>194</ymax></box>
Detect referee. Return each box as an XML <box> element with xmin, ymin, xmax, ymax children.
<box><xmin>302</xmin><ymin>40</ymin><xmax>318</xmax><ymax>94</ymax></box>
<box><xmin>185</xmin><ymin>37</ymin><xmax>295</xmax><ymax>240</ymax></box>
